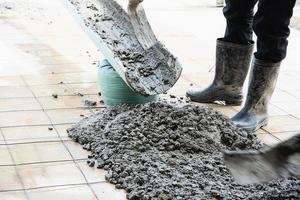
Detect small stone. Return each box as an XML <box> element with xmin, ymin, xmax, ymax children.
<box><xmin>88</xmin><ymin>154</ymin><xmax>94</xmax><ymax>159</ymax></box>
<box><xmin>97</xmin><ymin>160</ymin><xmax>105</xmax><ymax>169</ymax></box>
<box><xmin>84</xmin><ymin>100</ymin><xmax>97</xmax><ymax>107</ymax></box>
<box><xmin>52</xmin><ymin>94</ymin><xmax>58</xmax><ymax>98</ymax></box>
<box><xmin>115</xmin><ymin>184</ymin><xmax>122</xmax><ymax>189</ymax></box>
<box><xmin>48</xmin><ymin>127</ymin><xmax>53</xmax><ymax>131</ymax></box>
<box><xmin>88</xmin><ymin>160</ymin><xmax>95</xmax><ymax>167</ymax></box>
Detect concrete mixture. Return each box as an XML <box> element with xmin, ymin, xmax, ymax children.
<box><xmin>67</xmin><ymin>101</ymin><xmax>300</xmax><ymax>200</ymax></box>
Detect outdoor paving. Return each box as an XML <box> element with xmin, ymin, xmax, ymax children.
<box><xmin>0</xmin><ymin>0</ymin><xmax>299</xmax><ymax>199</ymax></box>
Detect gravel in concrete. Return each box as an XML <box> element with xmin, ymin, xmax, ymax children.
<box><xmin>68</xmin><ymin>101</ymin><xmax>300</xmax><ymax>200</ymax></box>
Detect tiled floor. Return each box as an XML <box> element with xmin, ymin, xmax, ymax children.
<box><xmin>0</xmin><ymin>0</ymin><xmax>299</xmax><ymax>199</ymax></box>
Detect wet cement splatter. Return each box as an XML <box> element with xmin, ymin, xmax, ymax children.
<box><xmin>67</xmin><ymin>101</ymin><xmax>300</xmax><ymax>200</ymax></box>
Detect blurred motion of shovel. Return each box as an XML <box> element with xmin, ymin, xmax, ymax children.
<box><xmin>223</xmin><ymin>134</ymin><xmax>300</xmax><ymax>185</ymax></box>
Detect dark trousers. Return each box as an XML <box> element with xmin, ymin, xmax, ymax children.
<box><xmin>223</xmin><ymin>0</ymin><xmax>296</xmax><ymax>63</ymax></box>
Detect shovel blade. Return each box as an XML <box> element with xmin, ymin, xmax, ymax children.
<box><xmin>224</xmin><ymin>134</ymin><xmax>300</xmax><ymax>185</ymax></box>
<box><xmin>223</xmin><ymin>151</ymin><xmax>282</xmax><ymax>185</ymax></box>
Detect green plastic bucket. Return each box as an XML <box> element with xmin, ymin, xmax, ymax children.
<box><xmin>98</xmin><ymin>59</ymin><xmax>158</xmax><ymax>106</ymax></box>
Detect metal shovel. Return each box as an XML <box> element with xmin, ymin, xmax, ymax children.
<box><xmin>63</xmin><ymin>0</ymin><xmax>182</xmax><ymax>96</ymax></box>
<box><xmin>223</xmin><ymin>134</ymin><xmax>300</xmax><ymax>185</ymax></box>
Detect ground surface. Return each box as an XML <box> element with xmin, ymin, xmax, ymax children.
<box><xmin>0</xmin><ymin>0</ymin><xmax>300</xmax><ymax>199</ymax></box>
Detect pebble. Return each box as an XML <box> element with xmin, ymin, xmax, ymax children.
<box><xmin>84</xmin><ymin>100</ymin><xmax>97</xmax><ymax>107</ymax></box>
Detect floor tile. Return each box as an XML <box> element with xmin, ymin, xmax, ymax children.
<box><xmin>0</xmin><ymin>146</ymin><xmax>13</xmax><ymax>166</ymax></box>
<box><xmin>36</xmin><ymin>56</ymin><xmax>77</xmax><ymax>66</ymax></box>
<box><xmin>256</xmin><ymin>128</ymin><xmax>269</xmax><ymax>135</ymax></box>
<box><xmin>54</xmin><ymin>124</ymin><xmax>73</xmax><ymax>140</ymax></box>
<box><xmin>205</xmin><ymin>104</ymin><xmax>237</xmax><ymax>118</ymax></box>
<box><xmin>271</xmin><ymin>131</ymin><xmax>300</xmax><ymax>142</ymax></box>
<box><xmin>270</xmin><ymin>90</ymin><xmax>299</xmax><ymax>103</ymax></box>
<box><xmin>264</xmin><ymin>115</ymin><xmax>300</xmax><ymax>133</ymax></box>
<box><xmin>46</xmin><ymin>108</ymin><xmax>91</xmax><ymax>124</ymax></box>
<box><xmin>76</xmin><ymin>161</ymin><xmax>106</xmax><ymax>183</ymax></box>
<box><xmin>38</xmin><ymin>96</ymin><xmax>84</xmax><ymax>110</ymax></box>
<box><xmin>212</xmin><ymin>106</ymin><xmax>237</xmax><ymax>118</ymax></box>
<box><xmin>46</xmin><ymin>64</ymin><xmax>94</xmax><ymax>74</ymax></box>
<box><xmin>0</xmin><ymin>111</ymin><xmax>51</xmax><ymax>127</ymax></box>
<box><xmin>10</xmin><ymin>142</ymin><xmax>72</xmax><ymax>164</ymax></box>
<box><xmin>0</xmin><ymin>86</ymin><xmax>33</xmax><ymax>98</ymax></box>
<box><xmin>60</xmin><ymin>72</ymin><xmax>97</xmax><ymax>84</ymax></box>
<box><xmin>286</xmin><ymin>90</ymin><xmax>300</xmax><ymax>100</ymax></box>
<box><xmin>22</xmin><ymin>74</ymin><xmax>64</xmax><ymax>86</ymax></box>
<box><xmin>30</xmin><ymin>84</ymin><xmax>72</xmax><ymax>97</ymax></box>
<box><xmin>18</xmin><ymin>162</ymin><xmax>86</xmax><ymax>189</ymax></box>
<box><xmin>257</xmin><ymin>133</ymin><xmax>281</xmax><ymax>146</ymax></box>
<box><xmin>63</xmin><ymin>141</ymin><xmax>90</xmax><ymax>160</ymax></box>
<box><xmin>167</xmin><ymin>84</ymin><xmax>190</xmax><ymax>96</ymax></box>
<box><xmin>91</xmin><ymin>182</ymin><xmax>126</xmax><ymax>200</ymax></box>
<box><xmin>183</xmin><ymin>72</ymin><xmax>214</xmax><ymax>86</ymax></box>
<box><xmin>273</xmin><ymin>101</ymin><xmax>300</xmax><ymax>115</ymax></box>
<box><xmin>0</xmin><ymin>133</ymin><xmax>5</xmax><ymax>144</ymax></box>
<box><xmin>0</xmin><ymin>76</ymin><xmax>26</xmax><ymax>87</ymax></box>
<box><xmin>278</xmin><ymin>78</ymin><xmax>300</xmax><ymax>91</ymax></box>
<box><xmin>0</xmin><ymin>166</ymin><xmax>23</xmax><ymax>190</ymax></box>
<box><xmin>0</xmin><ymin>191</ymin><xmax>27</xmax><ymax>200</ymax></box>
<box><xmin>90</xmin><ymin>108</ymin><xmax>103</xmax><ymax>114</ymax></box>
<box><xmin>27</xmin><ymin>185</ymin><xmax>96</xmax><ymax>200</ymax></box>
<box><xmin>0</xmin><ymin>98</ymin><xmax>41</xmax><ymax>112</ymax></box>
<box><xmin>267</xmin><ymin>104</ymin><xmax>288</xmax><ymax>116</ymax></box>
<box><xmin>293</xmin><ymin>114</ymin><xmax>300</xmax><ymax>121</ymax></box>
<box><xmin>66</xmin><ymin>83</ymin><xmax>99</xmax><ymax>95</ymax></box>
<box><xmin>2</xmin><ymin>126</ymin><xmax>59</xmax><ymax>144</ymax></box>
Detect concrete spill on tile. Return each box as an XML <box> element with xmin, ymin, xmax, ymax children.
<box><xmin>67</xmin><ymin>101</ymin><xmax>300</xmax><ymax>200</ymax></box>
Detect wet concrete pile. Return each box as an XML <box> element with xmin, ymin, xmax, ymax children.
<box><xmin>67</xmin><ymin>102</ymin><xmax>300</xmax><ymax>200</ymax></box>
<box><xmin>68</xmin><ymin>0</ymin><xmax>182</xmax><ymax>95</ymax></box>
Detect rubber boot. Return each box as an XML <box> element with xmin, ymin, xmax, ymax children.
<box><xmin>186</xmin><ymin>38</ymin><xmax>254</xmax><ymax>106</ymax></box>
<box><xmin>231</xmin><ymin>58</ymin><xmax>281</xmax><ymax>132</ymax></box>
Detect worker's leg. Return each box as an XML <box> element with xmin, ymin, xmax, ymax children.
<box><xmin>223</xmin><ymin>0</ymin><xmax>258</xmax><ymax>45</ymax></box>
<box><xmin>186</xmin><ymin>0</ymin><xmax>256</xmax><ymax>105</ymax></box>
<box><xmin>231</xmin><ymin>0</ymin><xmax>296</xmax><ymax>132</ymax></box>
<box><xmin>253</xmin><ymin>0</ymin><xmax>296</xmax><ymax>63</ymax></box>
